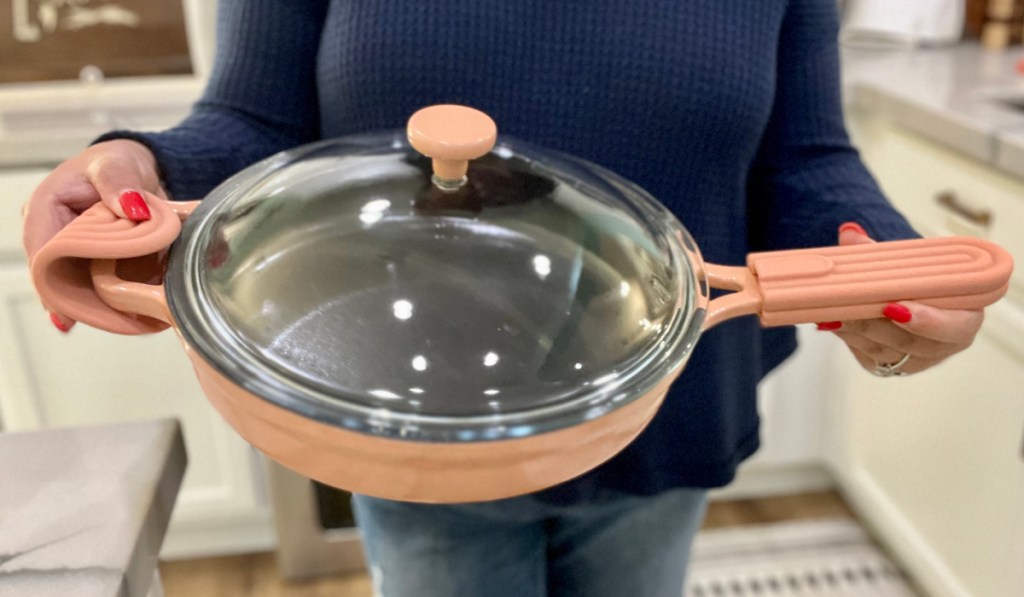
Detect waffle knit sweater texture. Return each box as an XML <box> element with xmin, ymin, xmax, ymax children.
<box><xmin>99</xmin><ymin>0</ymin><xmax>918</xmax><ymax>501</ymax></box>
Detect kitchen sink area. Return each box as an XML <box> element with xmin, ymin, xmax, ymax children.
<box><xmin>842</xmin><ymin>43</ymin><xmax>1024</xmax><ymax>177</ymax></box>
<box><xmin>992</xmin><ymin>93</ymin><xmax>1024</xmax><ymax>111</ymax></box>
<box><xmin>978</xmin><ymin>81</ymin><xmax>1024</xmax><ymax>113</ymax></box>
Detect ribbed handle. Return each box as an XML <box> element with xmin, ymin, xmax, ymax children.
<box><xmin>702</xmin><ymin>236</ymin><xmax>1014</xmax><ymax>329</ymax></box>
<box><xmin>750</xmin><ymin>236</ymin><xmax>1013</xmax><ymax>326</ymax></box>
<box><xmin>30</xmin><ymin>200</ymin><xmax>199</xmax><ymax>335</ymax></box>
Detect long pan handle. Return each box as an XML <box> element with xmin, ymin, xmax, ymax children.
<box><xmin>703</xmin><ymin>236</ymin><xmax>1013</xmax><ymax>329</ymax></box>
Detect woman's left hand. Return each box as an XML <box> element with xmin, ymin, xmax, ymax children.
<box><xmin>816</xmin><ymin>223</ymin><xmax>985</xmax><ymax>377</ymax></box>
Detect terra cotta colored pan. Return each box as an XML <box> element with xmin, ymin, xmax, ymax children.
<box><xmin>30</xmin><ymin>105</ymin><xmax>1013</xmax><ymax>503</ymax></box>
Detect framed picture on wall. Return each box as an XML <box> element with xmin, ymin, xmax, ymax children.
<box><xmin>0</xmin><ymin>0</ymin><xmax>192</xmax><ymax>84</ymax></box>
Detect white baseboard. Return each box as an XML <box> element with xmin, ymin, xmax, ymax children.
<box><xmin>832</xmin><ymin>464</ymin><xmax>971</xmax><ymax>597</ymax></box>
<box><xmin>160</xmin><ymin>511</ymin><xmax>277</xmax><ymax>561</ymax></box>
<box><xmin>710</xmin><ymin>462</ymin><xmax>836</xmax><ymax>501</ymax></box>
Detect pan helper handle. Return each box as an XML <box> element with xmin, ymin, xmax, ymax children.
<box><xmin>30</xmin><ymin>199</ymin><xmax>197</xmax><ymax>335</ymax></box>
<box><xmin>90</xmin><ymin>201</ymin><xmax>202</xmax><ymax>331</ymax></box>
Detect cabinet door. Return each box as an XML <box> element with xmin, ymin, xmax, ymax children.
<box><xmin>838</xmin><ymin>300</ymin><xmax>1024</xmax><ymax>597</ymax></box>
<box><xmin>841</xmin><ymin>112</ymin><xmax>1024</xmax><ymax>597</ymax></box>
<box><xmin>0</xmin><ymin>264</ymin><xmax>274</xmax><ymax>558</ymax></box>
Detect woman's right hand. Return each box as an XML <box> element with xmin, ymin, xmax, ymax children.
<box><xmin>21</xmin><ymin>139</ymin><xmax>169</xmax><ymax>332</ymax></box>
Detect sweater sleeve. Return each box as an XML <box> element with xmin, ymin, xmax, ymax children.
<box><xmin>95</xmin><ymin>0</ymin><xmax>330</xmax><ymax>200</ymax></box>
<box><xmin>746</xmin><ymin>0</ymin><xmax>919</xmax><ymax>251</ymax></box>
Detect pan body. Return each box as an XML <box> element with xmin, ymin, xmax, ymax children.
<box><xmin>179</xmin><ymin>336</ymin><xmax>686</xmax><ymax>502</ymax></box>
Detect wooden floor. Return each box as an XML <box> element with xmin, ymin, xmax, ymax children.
<box><xmin>159</xmin><ymin>491</ymin><xmax>855</xmax><ymax>597</ymax></box>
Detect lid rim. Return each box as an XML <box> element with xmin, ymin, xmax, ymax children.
<box><xmin>170</xmin><ymin>272</ymin><xmax>702</xmax><ymax>442</ymax></box>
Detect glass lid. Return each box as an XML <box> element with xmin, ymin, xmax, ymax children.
<box><xmin>167</xmin><ymin>106</ymin><xmax>702</xmax><ymax>441</ymax></box>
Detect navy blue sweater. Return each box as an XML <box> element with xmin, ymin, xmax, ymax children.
<box><xmin>100</xmin><ymin>0</ymin><xmax>917</xmax><ymax>500</ymax></box>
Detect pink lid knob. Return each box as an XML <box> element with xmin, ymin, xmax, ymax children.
<box><xmin>407</xmin><ymin>105</ymin><xmax>497</xmax><ymax>184</ymax></box>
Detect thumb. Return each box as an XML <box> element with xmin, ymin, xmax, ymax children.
<box><xmin>85</xmin><ymin>153</ymin><xmax>154</xmax><ymax>222</ymax></box>
<box><xmin>837</xmin><ymin>221</ymin><xmax>874</xmax><ymax>246</ymax></box>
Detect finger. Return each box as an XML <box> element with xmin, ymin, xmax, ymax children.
<box><xmin>834</xmin><ymin>331</ymin><xmax>907</xmax><ymax>365</ymax></box>
<box><xmin>835</xmin><ymin>318</ymin><xmax>962</xmax><ymax>359</ymax></box>
<box><xmin>847</xmin><ymin>345</ymin><xmax>943</xmax><ymax>376</ymax></box>
<box><xmin>49</xmin><ymin>311</ymin><xmax>75</xmax><ymax>333</ymax></box>
<box><xmin>86</xmin><ymin>155</ymin><xmax>153</xmax><ymax>221</ymax></box>
<box><xmin>847</xmin><ymin>345</ymin><xmax>879</xmax><ymax>372</ymax></box>
<box><xmin>882</xmin><ymin>301</ymin><xmax>984</xmax><ymax>345</ymax></box>
<box><xmin>22</xmin><ymin>182</ymin><xmax>87</xmax><ymax>329</ymax></box>
<box><xmin>22</xmin><ymin>186</ymin><xmax>86</xmax><ymax>259</ymax></box>
<box><xmin>838</xmin><ymin>221</ymin><xmax>875</xmax><ymax>246</ymax></box>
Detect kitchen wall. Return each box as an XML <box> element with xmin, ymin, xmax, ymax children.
<box><xmin>0</xmin><ymin>0</ymin><xmax>215</xmax><ymax>166</ymax></box>
<box><xmin>1</xmin><ymin>0</ymin><xmax>193</xmax><ymax>84</ymax></box>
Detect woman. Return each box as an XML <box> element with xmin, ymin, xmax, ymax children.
<box><xmin>22</xmin><ymin>1</ymin><xmax>982</xmax><ymax>595</ymax></box>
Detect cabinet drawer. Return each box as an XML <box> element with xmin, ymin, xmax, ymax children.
<box><xmin>852</xmin><ymin>115</ymin><xmax>1024</xmax><ymax>303</ymax></box>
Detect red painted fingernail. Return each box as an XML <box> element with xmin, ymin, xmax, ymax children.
<box><xmin>883</xmin><ymin>303</ymin><xmax>912</xmax><ymax>323</ymax></box>
<box><xmin>50</xmin><ymin>312</ymin><xmax>74</xmax><ymax>333</ymax></box>
<box><xmin>119</xmin><ymin>190</ymin><xmax>151</xmax><ymax>222</ymax></box>
<box><xmin>839</xmin><ymin>221</ymin><xmax>867</xmax><ymax>236</ymax></box>
<box><xmin>816</xmin><ymin>321</ymin><xmax>843</xmax><ymax>331</ymax></box>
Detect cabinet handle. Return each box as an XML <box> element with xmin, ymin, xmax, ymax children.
<box><xmin>936</xmin><ymin>191</ymin><xmax>992</xmax><ymax>228</ymax></box>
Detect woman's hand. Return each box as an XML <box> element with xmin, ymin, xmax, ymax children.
<box><xmin>21</xmin><ymin>139</ymin><xmax>168</xmax><ymax>332</ymax></box>
<box><xmin>817</xmin><ymin>223</ymin><xmax>985</xmax><ymax>377</ymax></box>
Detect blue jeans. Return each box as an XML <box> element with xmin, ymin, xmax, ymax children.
<box><xmin>352</xmin><ymin>488</ymin><xmax>708</xmax><ymax>597</ymax></box>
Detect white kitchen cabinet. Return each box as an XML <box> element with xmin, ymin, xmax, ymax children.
<box><xmin>712</xmin><ymin>326</ymin><xmax>840</xmax><ymax>500</ymax></box>
<box><xmin>834</xmin><ymin>108</ymin><xmax>1024</xmax><ymax>597</ymax></box>
<box><xmin>0</xmin><ymin>168</ymin><xmax>50</xmax><ymax>260</ymax></box>
<box><xmin>0</xmin><ymin>168</ymin><xmax>275</xmax><ymax>559</ymax></box>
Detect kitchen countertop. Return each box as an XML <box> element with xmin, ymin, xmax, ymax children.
<box><xmin>0</xmin><ymin>77</ymin><xmax>202</xmax><ymax>168</ymax></box>
<box><xmin>2</xmin><ymin>43</ymin><xmax>1023</xmax><ymax>176</ymax></box>
<box><xmin>842</xmin><ymin>42</ymin><xmax>1024</xmax><ymax>179</ymax></box>
<box><xmin>0</xmin><ymin>419</ymin><xmax>186</xmax><ymax>597</ymax></box>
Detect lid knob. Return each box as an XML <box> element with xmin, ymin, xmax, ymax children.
<box><xmin>407</xmin><ymin>105</ymin><xmax>497</xmax><ymax>190</ymax></box>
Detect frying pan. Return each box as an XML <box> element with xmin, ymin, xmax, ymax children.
<box><xmin>30</xmin><ymin>106</ymin><xmax>1013</xmax><ymax>502</ymax></box>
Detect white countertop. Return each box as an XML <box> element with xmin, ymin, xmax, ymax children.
<box><xmin>0</xmin><ymin>419</ymin><xmax>186</xmax><ymax>597</ymax></box>
<box><xmin>842</xmin><ymin>42</ymin><xmax>1024</xmax><ymax>178</ymax></box>
<box><xmin>2</xmin><ymin>41</ymin><xmax>1022</xmax><ymax>175</ymax></box>
<box><xmin>0</xmin><ymin>76</ymin><xmax>203</xmax><ymax>168</ymax></box>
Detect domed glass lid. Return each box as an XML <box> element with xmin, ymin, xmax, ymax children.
<box><xmin>167</xmin><ymin>106</ymin><xmax>701</xmax><ymax>441</ymax></box>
